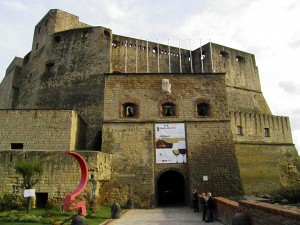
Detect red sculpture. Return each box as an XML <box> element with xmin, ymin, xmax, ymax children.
<box><xmin>63</xmin><ymin>152</ymin><xmax>88</xmax><ymax>216</ymax></box>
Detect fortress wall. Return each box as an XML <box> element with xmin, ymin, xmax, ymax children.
<box><xmin>101</xmin><ymin>73</ymin><xmax>243</xmax><ymax>206</ymax></box>
<box><xmin>186</xmin><ymin>121</ymin><xmax>243</xmax><ymax>197</ymax></box>
<box><xmin>104</xmin><ymin>73</ymin><xmax>228</xmax><ymax>121</ymax></box>
<box><xmin>196</xmin><ymin>43</ymin><xmax>262</xmax><ymax>92</ymax></box>
<box><xmin>101</xmin><ymin>123</ymin><xmax>155</xmax><ymax>208</ymax></box>
<box><xmin>111</xmin><ymin>35</ymin><xmax>192</xmax><ymax>73</ymax></box>
<box><xmin>230</xmin><ymin>111</ymin><xmax>294</xmax><ymax>144</ymax></box>
<box><xmin>235</xmin><ymin>144</ymin><xmax>298</xmax><ymax>195</ymax></box>
<box><xmin>32</xmin><ymin>9</ymin><xmax>91</xmax><ymax>54</ymax></box>
<box><xmin>0</xmin><ymin>57</ymin><xmax>23</xmax><ymax>109</ymax></box>
<box><xmin>193</xmin><ymin>43</ymin><xmax>271</xmax><ymax>114</ymax></box>
<box><xmin>226</xmin><ymin>87</ymin><xmax>271</xmax><ymax>114</ymax></box>
<box><xmin>0</xmin><ymin>110</ymin><xmax>84</xmax><ymax>151</ymax></box>
<box><xmin>0</xmin><ymin>150</ymin><xmax>111</xmax><ymax>206</ymax></box>
<box><xmin>17</xmin><ymin>25</ymin><xmax>112</xmax><ymax>148</ymax></box>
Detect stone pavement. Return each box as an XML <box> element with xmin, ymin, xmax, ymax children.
<box><xmin>102</xmin><ymin>206</ymin><xmax>223</xmax><ymax>225</ymax></box>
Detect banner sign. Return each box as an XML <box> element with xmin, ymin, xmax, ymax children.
<box><xmin>155</xmin><ymin>123</ymin><xmax>187</xmax><ymax>164</ymax></box>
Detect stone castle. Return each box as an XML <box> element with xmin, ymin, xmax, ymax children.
<box><xmin>0</xmin><ymin>9</ymin><xmax>299</xmax><ymax>208</ymax></box>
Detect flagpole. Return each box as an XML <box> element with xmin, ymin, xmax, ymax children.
<box><xmin>136</xmin><ymin>39</ymin><xmax>138</xmax><ymax>73</ymax></box>
<box><xmin>200</xmin><ymin>39</ymin><xmax>204</xmax><ymax>73</ymax></box>
<box><xmin>209</xmin><ymin>40</ymin><xmax>215</xmax><ymax>72</ymax></box>
<box><xmin>125</xmin><ymin>40</ymin><xmax>128</xmax><ymax>73</ymax></box>
<box><xmin>168</xmin><ymin>39</ymin><xmax>171</xmax><ymax>73</ymax></box>
<box><xmin>146</xmin><ymin>39</ymin><xmax>149</xmax><ymax>73</ymax></box>
<box><xmin>189</xmin><ymin>39</ymin><xmax>193</xmax><ymax>73</ymax></box>
<box><xmin>157</xmin><ymin>39</ymin><xmax>160</xmax><ymax>73</ymax></box>
<box><xmin>179</xmin><ymin>39</ymin><xmax>182</xmax><ymax>73</ymax></box>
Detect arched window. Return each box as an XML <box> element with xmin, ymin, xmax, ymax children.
<box><xmin>197</xmin><ymin>103</ymin><xmax>210</xmax><ymax>116</ymax></box>
<box><xmin>162</xmin><ymin>102</ymin><xmax>176</xmax><ymax>117</ymax></box>
<box><xmin>122</xmin><ymin>103</ymin><xmax>138</xmax><ymax>118</ymax></box>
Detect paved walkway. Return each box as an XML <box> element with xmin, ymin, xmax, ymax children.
<box><xmin>102</xmin><ymin>207</ymin><xmax>223</xmax><ymax>225</ymax></box>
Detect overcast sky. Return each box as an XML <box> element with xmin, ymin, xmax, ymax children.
<box><xmin>0</xmin><ymin>0</ymin><xmax>299</xmax><ymax>153</ymax></box>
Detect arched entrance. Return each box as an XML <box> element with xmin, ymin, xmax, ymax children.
<box><xmin>157</xmin><ymin>170</ymin><xmax>185</xmax><ymax>206</ymax></box>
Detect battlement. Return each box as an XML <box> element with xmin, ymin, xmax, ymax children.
<box><xmin>230</xmin><ymin>111</ymin><xmax>293</xmax><ymax>144</ymax></box>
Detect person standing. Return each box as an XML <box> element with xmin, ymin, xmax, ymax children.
<box><xmin>206</xmin><ymin>192</ymin><xmax>214</xmax><ymax>223</ymax></box>
<box><xmin>192</xmin><ymin>188</ymin><xmax>199</xmax><ymax>212</ymax></box>
<box><xmin>199</xmin><ymin>192</ymin><xmax>207</xmax><ymax>221</ymax></box>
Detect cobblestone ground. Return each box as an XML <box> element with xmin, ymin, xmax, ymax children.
<box><xmin>102</xmin><ymin>207</ymin><xmax>223</xmax><ymax>225</ymax></box>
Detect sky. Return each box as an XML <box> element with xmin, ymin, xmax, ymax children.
<box><xmin>0</xmin><ymin>0</ymin><xmax>299</xmax><ymax>153</ymax></box>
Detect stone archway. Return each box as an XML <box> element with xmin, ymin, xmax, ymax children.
<box><xmin>156</xmin><ymin>170</ymin><xmax>185</xmax><ymax>206</ymax></box>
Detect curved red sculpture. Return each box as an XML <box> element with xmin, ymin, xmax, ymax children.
<box><xmin>63</xmin><ymin>152</ymin><xmax>88</xmax><ymax>216</ymax></box>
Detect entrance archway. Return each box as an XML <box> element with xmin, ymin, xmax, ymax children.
<box><xmin>157</xmin><ymin>170</ymin><xmax>185</xmax><ymax>206</ymax></box>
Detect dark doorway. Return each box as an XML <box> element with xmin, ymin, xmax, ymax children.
<box><xmin>36</xmin><ymin>192</ymin><xmax>48</xmax><ymax>208</ymax></box>
<box><xmin>157</xmin><ymin>170</ymin><xmax>185</xmax><ymax>206</ymax></box>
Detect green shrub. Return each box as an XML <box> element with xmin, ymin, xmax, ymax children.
<box><xmin>0</xmin><ymin>193</ymin><xmax>21</xmax><ymax>211</ymax></box>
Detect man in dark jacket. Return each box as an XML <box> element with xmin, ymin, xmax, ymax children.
<box><xmin>206</xmin><ymin>192</ymin><xmax>214</xmax><ymax>223</ymax></box>
<box><xmin>199</xmin><ymin>193</ymin><xmax>207</xmax><ymax>221</ymax></box>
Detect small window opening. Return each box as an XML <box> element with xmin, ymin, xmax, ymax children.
<box><xmin>112</xmin><ymin>40</ymin><xmax>119</xmax><ymax>48</ymax></box>
<box><xmin>104</xmin><ymin>30</ymin><xmax>110</xmax><ymax>39</ymax></box>
<box><xmin>220</xmin><ymin>51</ymin><xmax>229</xmax><ymax>58</ymax></box>
<box><xmin>237</xmin><ymin>126</ymin><xmax>243</xmax><ymax>135</ymax></box>
<box><xmin>153</xmin><ymin>47</ymin><xmax>157</xmax><ymax>53</ymax></box>
<box><xmin>11</xmin><ymin>143</ymin><xmax>23</xmax><ymax>149</ymax></box>
<box><xmin>45</xmin><ymin>19</ymin><xmax>48</xmax><ymax>27</ymax></box>
<box><xmin>46</xmin><ymin>63</ymin><xmax>54</xmax><ymax>73</ymax></box>
<box><xmin>264</xmin><ymin>128</ymin><xmax>270</xmax><ymax>137</ymax></box>
<box><xmin>236</xmin><ymin>55</ymin><xmax>245</xmax><ymax>62</ymax></box>
<box><xmin>197</xmin><ymin>103</ymin><xmax>210</xmax><ymax>116</ymax></box>
<box><xmin>162</xmin><ymin>103</ymin><xmax>176</xmax><ymax>117</ymax></box>
<box><xmin>38</xmin><ymin>26</ymin><xmax>41</xmax><ymax>34</ymax></box>
<box><xmin>82</xmin><ymin>30</ymin><xmax>89</xmax><ymax>38</ymax></box>
<box><xmin>54</xmin><ymin>36</ymin><xmax>61</xmax><ymax>43</ymax></box>
<box><xmin>201</xmin><ymin>51</ymin><xmax>206</xmax><ymax>59</ymax></box>
<box><xmin>122</xmin><ymin>103</ymin><xmax>138</xmax><ymax>118</ymax></box>
<box><xmin>36</xmin><ymin>43</ymin><xmax>39</xmax><ymax>50</ymax></box>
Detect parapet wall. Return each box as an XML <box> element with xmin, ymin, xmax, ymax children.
<box><xmin>215</xmin><ymin>197</ymin><xmax>300</xmax><ymax>225</ymax></box>
<box><xmin>230</xmin><ymin>111</ymin><xmax>293</xmax><ymax>144</ymax></box>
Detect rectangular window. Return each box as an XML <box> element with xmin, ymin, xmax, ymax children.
<box><xmin>11</xmin><ymin>143</ymin><xmax>24</xmax><ymax>149</ymax></box>
<box><xmin>46</xmin><ymin>63</ymin><xmax>54</xmax><ymax>73</ymax></box>
<box><xmin>237</xmin><ymin>126</ymin><xmax>243</xmax><ymax>135</ymax></box>
<box><xmin>264</xmin><ymin>128</ymin><xmax>270</xmax><ymax>137</ymax></box>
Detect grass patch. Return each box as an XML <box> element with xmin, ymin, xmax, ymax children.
<box><xmin>0</xmin><ymin>207</ymin><xmax>111</xmax><ymax>225</ymax></box>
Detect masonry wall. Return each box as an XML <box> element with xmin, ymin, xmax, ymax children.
<box><xmin>186</xmin><ymin>121</ymin><xmax>244</xmax><ymax>197</ymax></box>
<box><xmin>215</xmin><ymin>197</ymin><xmax>300</xmax><ymax>225</ymax></box>
<box><xmin>0</xmin><ymin>110</ymin><xmax>85</xmax><ymax>150</ymax></box>
<box><xmin>0</xmin><ymin>150</ymin><xmax>112</xmax><ymax>206</ymax></box>
<box><xmin>0</xmin><ymin>57</ymin><xmax>23</xmax><ymax>109</ymax></box>
<box><xmin>101</xmin><ymin>73</ymin><xmax>243</xmax><ymax>207</ymax></box>
<box><xmin>101</xmin><ymin>123</ymin><xmax>155</xmax><ymax>208</ymax></box>
<box><xmin>111</xmin><ymin>35</ymin><xmax>192</xmax><ymax>74</ymax></box>
<box><xmin>14</xmin><ymin>10</ymin><xmax>112</xmax><ymax>148</ymax></box>
<box><xmin>193</xmin><ymin>43</ymin><xmax>271</xmax><ymax>114</ymax></box>
<box><xmin>235</xmin><ymin>144</ymin><xmax>298</xmax><ymax>195</ymax></box>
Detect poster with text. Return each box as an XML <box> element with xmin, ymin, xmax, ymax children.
<box><xmin>155</xmin><ymin>123</ymin><xmax>187</xmax><ymax>164</ymax></box>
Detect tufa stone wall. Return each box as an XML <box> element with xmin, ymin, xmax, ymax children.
<box><xmin>101</xmin><ymin>73</ymin><xmax>243</xmax><ymax>207</ymax></box>
<box><xmin>0</xmin><ymin>110</ymin><xmax>86</xmax><ymax>150</ymax></box>
<box><xmin>0</xmin><ymin>150</ymin><xmax>111</xmax><ymax>206</ymax></box>
<box><xmin>0</xmin><ymin>57</ymin><xmax>23</xmax><ymax>109</ymax></box>
<box><xmin>101</xmin><ymin>123</ymin><xmax>155</xmax><ymax>208</ymax></box>
<box><xmin>235</xmin><ymin>144</ymin><xmax>298</xmax><ymax>195</ymax></box>
<box><xmin>215</xmin><ymin>197</ymin><xmax>300</xmax><ymax>225</ymax></box>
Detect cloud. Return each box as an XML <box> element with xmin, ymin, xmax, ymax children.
<box><xmin>278</xmin><ymin>81</ymin><xmax>300</xmax><ymax>95</ymax></box>
<box><xmin>1</xmin><ymin>0</ymin><xmax>29</xmax><ymax>12</ymax></box>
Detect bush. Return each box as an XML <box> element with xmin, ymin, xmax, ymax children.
<box><xmin>0</xmin><ymin>193</ymin><xmax>21</xmax><ymax>211</ymax></box>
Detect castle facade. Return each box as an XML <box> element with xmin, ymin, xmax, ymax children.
<box><xmin>0</xmin><ymin>9</ymin><xmax>298</xmax><ymax>208</ymax></box>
